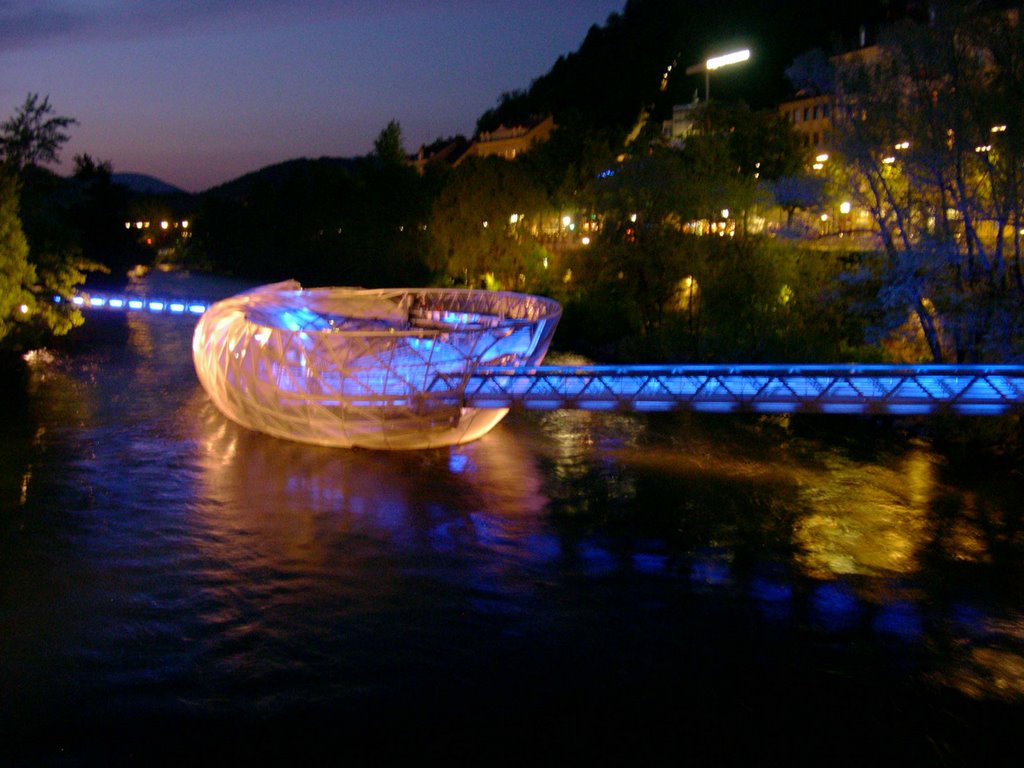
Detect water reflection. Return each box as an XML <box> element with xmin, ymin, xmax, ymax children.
<box><xmin>5</xmin><ymin>304</ymin><xmax>1024</xmax><ymax>737</ymax></box>
<box><xmin>793</xmin><ymin>446</ymin><xmax>937</xmax><ymax>578</ymax></box>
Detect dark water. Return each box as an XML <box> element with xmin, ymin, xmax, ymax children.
<box><xmin>3</xmin><ymin>277</ymin><xmax>1024</xmax><ymax>764</ymax></box>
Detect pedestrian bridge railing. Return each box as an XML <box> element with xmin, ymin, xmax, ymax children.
<box><xmin>454</xmin><ymin>365</ymin><xmax>1024</xmax><ymax>415</ymax></box>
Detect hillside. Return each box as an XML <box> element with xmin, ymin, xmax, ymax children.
<box><xmin>111</xmin><ymin>173</ymin><xmax>187</xmax><ymax>196</ymax></box>
<box><xmin>202</xmin><ymin>156</ymin><xmax>362</xmax><ymax>200</ymax></box>
<box><xmin>477</xmin><ymin>0</ymin><xmax>898</xmax><ymax>138</ymax></box>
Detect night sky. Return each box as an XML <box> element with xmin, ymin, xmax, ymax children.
<box><xmin>1</xmin><ymin>0</ymin><xmax>624</xmax><ymax>191</ymax></box>
<box><xmin>2</xmin><ymin>1</ymin><xmax>897</xmax><ymax>193</ymax></box>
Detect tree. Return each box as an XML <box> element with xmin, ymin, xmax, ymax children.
<box><xmin>832</xmin><ymin>5</ymin><xmax>1024</xmax><ymax>362</ymax></box>
<box><xmin>679</xmin><ymin>101</ymin><xmax>802</xmax><ymax>231</ymax></box>
<box><xmin>0</xmin><ymin>93</ymin><xmax>78</xmax><ymax>171</ymax></box>
<box><xmin>0</xmin><ymin>170</ymin><xmax>36</xmax><ymax>346</ymax></box>
<box><xmin>428</xmin><ymin>156</ymin><xmax>549</xmax><ymax>289</ymax></box>
<box><xmin>1</xmin><ymin>96</ymin><xmax>97</xmax><ymax>355</ymax></box>
<box><xmin>372</xmin><ymin>120</ymin><xmax>407</xmax><ymax>166</ymax></box>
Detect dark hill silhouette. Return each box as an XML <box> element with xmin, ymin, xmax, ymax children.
<box><xmin>111</xmin><ymin>173</ymin><xmax>187</xmax><ymax>196</ymax></box>
<box><xmin>202</xmin><ymin>156</ymin><xmax>362</xmax><ymax>200</ymax></box>
<box><xmin>477</xmin><ymin>0</ymin><xmax>898</xmax><ymax>140</ymax></box>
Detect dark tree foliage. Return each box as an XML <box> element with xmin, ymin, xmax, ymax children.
<box><xmin>372</xmin><ymin>120</ymin><xmax>407</xmax><ymax>166</ymax></box>
<box><xmin>476</xmin><ymin>0</ymin><xmax>895</xmax><ymax>141</ymax></box>
<box><xmin>192</xmin><ymin>156</ymin><xmax>432</xmax><ymax>287</ymax></box>
<box><xmin>0</xmin><ymin>93</ymin><xmax>78</xmax><ymax>171</ymax></box>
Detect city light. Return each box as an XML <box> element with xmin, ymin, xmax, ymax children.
<box><xmin>509</xmin><ymin>213</ymin><xmax>519</xmax><ymax>224</ymax></box>
<box><xmin>991</xmin><ymin>125</ymin><xmax>1007</xmax><ymax>133</ymax></box>
<box><xmin>895</xmin><ymin>141</ymin><xmax>910</xmax><ymax>150</ymax></box>
<box><xmin>882</xmin><ymin>156</ymin><xmax>896</xmax><ymax>164</ymax></box>
<box><xmin>687</xmin><ymin>48</ymin><xmax>751</xmax><ymax>101</ymax></box>
<box><xmin>815</xmin><ymin>153</ymin><xmax>829</xmax><ymax>163</ymax></box>
<box><xmin>975</xmin><ymin>144</ymin><xmax>992</xmax><ymax>153</ymax></box>
<box><xmin>706</xmin><ymin>49</ymin><xmax>751</xmax><ymax>70</ymax></box>
<box><xmin>160</xmin><ymin>221</ymin><xmax>169</xmax><ymax>230</ymax></box>
<box><xmin>19</xmin><ymin>304</ymin><xmax>29</xmax><ymax>314</ymax></box>
<box><xmin>840</xmin><ymin>202</ymin><xmax>852</xmax><ymax>214</ymax></box>
<box><xmin>562</xmin><ymin>215</ymin><xmax>572</xmax><ymax>227</ymax></box>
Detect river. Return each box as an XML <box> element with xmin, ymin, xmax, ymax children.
<box><xmin>2</xmin><ymin>274</ymin><xmax>1022</xmax><ymax>763</ymax></box>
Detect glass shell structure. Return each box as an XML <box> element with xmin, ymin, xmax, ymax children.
<box><xmin>192</xmin><ymin>281</ymin><xmax>561</xmax><ymax>449</ymax></box>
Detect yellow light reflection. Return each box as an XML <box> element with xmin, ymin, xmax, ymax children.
<box><xmin>793</xmin><ymin>447</ymin><xmax>936</xmax><ymax>578</ymax></box>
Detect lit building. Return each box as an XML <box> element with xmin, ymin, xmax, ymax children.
<box><xmin>661</xmin><ymin>101</ymin><xmax>699</xmax><ymax>144</ymax></box>
<box><xmin>458</xmin><ymin>115</ymin><xmax>556</xmax><ymax>163</ymax></box>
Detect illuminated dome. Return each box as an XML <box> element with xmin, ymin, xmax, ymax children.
<box><xmin>192</xmin><ymin>281</ymin><xmax>561</xmax><ymax>449</ymax></box>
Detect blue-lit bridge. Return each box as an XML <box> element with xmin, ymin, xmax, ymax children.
<box><xmin>72</xmin><ymin>292</ymin><xmax>1024</xmax><ymax>416</ymax></box>
<box><xmin>459</xmin><ymin>365</ymin><xmax>1024</xmax><ymax>416</ymax></box>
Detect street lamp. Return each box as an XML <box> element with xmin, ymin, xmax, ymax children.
<box><xmin>686</xmin><ymin>48</ymin><xmax>751</xmax><ymax>101</ymax></box>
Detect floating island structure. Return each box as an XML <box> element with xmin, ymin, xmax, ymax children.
<box><xmin>193</xmin><ymin>281</ymin><xmax>561</xmax><ymax>449</ymax></box>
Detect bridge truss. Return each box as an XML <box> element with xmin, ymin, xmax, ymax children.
<box><xmin>454</xmin><ymin>365</ymin><xmax>1024</xmax><ymax>415</ymax></box>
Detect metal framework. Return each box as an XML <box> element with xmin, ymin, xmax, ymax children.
<box><xmin>452</xmin><ymin>364</ymin><xmax>1024</xmax><ymax>415</ymax></box>
<box><xmin>191</xmin><ymin>281</ymin><xmax>561</xmax><ymax>449</ymax></box>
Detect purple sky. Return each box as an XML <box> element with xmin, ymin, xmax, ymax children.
<box><xmin>0</xmin><ymin>1</ymin><xmax>624</xmax><ymax>191</ymax></box>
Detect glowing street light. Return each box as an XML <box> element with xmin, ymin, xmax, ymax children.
<box><xmin>685</xmin><ymin>48</ymin><xmax>751</xmax><ymax>101</ymax></box>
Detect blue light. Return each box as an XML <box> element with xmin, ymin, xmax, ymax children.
<box><xmin>189</xmin><ymin>304</ymin><xmax>206</xmax><ymax>314</ymax></box>
<box><xmin>53</xmin><ymin>295</ymin><xmax>62</xmax><ymax>303</ymax></box>
<box><xmin>72</xmin><ymin>296</ymin><xmax>85</xmax><ymax>305</ymax></box>
<box><xmin>819</xmin><ymin>403</ymin><xmax>867</xmax><ymax>414</ymax></box>
<box><xmin>812</xmin><ymin>582</ymin><xmax>859</xmax><ymax>631</ymax></box>
<box><xmin>575</xmin><ymin>400</ymin><xmax>618</xmax><ymax>410</ymax></box>
<box><xmin>873</xmin><ymin>600</ymin><xmax>922</xmax><ymax>641</ymax></box>
<box><xmin>753</xmin><ymin>402</ymin><xmax>795</xmax><ymax>413</ymax></box>
<box><xmin>885</xmin><ymin>404</ymin><xmax>934</xmax><ymax>415</ymax></box>
<box><xmin>954</xmin><ymin>404</ymin><xmax>1008</xmax><ymax>415</ymax></box>
<box><xmin>108</xmin><ymin>298</ymin><xmax>125</xmax><ymax>309</ymax></box>
<box><xmin>448</xmin><ymin>453</ymin><xmax>469</xmax><ymax>473</ymax></box>
<box><xmin>169</xmin><ymin>303</ymin><xmax>186</xmax><ymax>313</ymax></box>
<box><xmin>89</xmin><ymin>297</ymin><xmax>106</xmax><ymax>307</ymax></box>
<box><xmin>692</xmin><ymin>402</ymin><xmax>737</xmax><ymax>413</ymax></box>
<box><xmin>149</xmin><ymin>301</ymin><xmax>165</xmax><ymax>311</ymax></box>
<box><xmin>632</xmin><ymin>552</ymin><xmax>669</xmax><ymax>574</ymax></box>
<box><xmin>633</xmin><ymin>401</ymin><xmax>676</xmax><ymax>411</ymax></box>
<box><xmin>690</xmin><ymin>556</ymin><xmax>731</xmax><ymax>587</ymax></box>
<box><xmin>128</xmin><ymin>300</ymin><xmax>144</xmax><ymax>310</ymax></box>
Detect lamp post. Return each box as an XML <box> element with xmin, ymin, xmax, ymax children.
<box><xmin>685</xmin><ymin>48</ymin><xmax>750</xmax><ymax>101</ymax></box>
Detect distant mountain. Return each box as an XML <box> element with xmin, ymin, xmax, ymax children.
<box><xmin>111</xmin><ymin>173</ymin><xmax>187</xmax><ymax>196</ymax></box>
<box><xmin>202</xmin><ymin>156</ymin><xmax>361</xmax><ymax>200</ymax></box>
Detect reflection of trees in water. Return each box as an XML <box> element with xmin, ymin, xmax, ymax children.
<box><xmin>525</xmin><ymin>407</ymin><xmax>1024</xmax><ymax>703</ymax></box>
